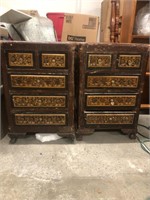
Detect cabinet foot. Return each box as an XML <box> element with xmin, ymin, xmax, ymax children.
<box><xmin>8</xmin><ymin>135</ymin><xmax>18</xmax><ymax>144</ymax></box>
<box><xmin>76</xmin><ymin>134</ymin><xmax>83</xmax><ymax>141</ymax></box>
<box><xmin>69</xmin><ymin>134</ymin><xmax>76</xmax><ymax>143</ymax></box>
<box><xmin>129</xmin><ymin>133</ymin><xmax>136</xmax><ymax>139</ymax></box>
<box><xmin>121</xmin><ymin>129</ymin><xmax>137</xmax><ymax>139</ymax></box>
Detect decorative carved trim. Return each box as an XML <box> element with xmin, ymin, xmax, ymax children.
<box><xmin>8</xmin><ymin>53</ymin><xmax>33</xmax><ymax>67</ymax></box>
<box><xmin>86</xmin><ymin>95</ymin><xmax>136</xmax><ymax>107</ymax></box>
<box><xmin>88</xmin><ymin>54</ymin><xmax>111</xmax><ymax>68</ymax></box>
<box><xmin>15</xmin><ymin>114</ymin><xmax>66</xmax><ymax>125</ymax></box>
<box><xmin>12</xmin><ymin>96</ymin><xmax>66</xmax><ymax>107</ymax></box>
<box><xmin>87</xmin><ymin>76</ymin><xmax>139</xmax><ymax>88</ymax></box>
<box><xmin>86</xmin><ymin>114</ymin><xmax>134</xmax><ymax>124</ymax></box>
<box><xmin>42</xmin><ymin>54</ymin><xmax>66</xmax><ymax>68</ymax></box>
<box><xmin>118</xmin><ymin>55</ymin><xmax>141</xmax><ymax>68</ymax></box>
<box><xmin>11</xmin><ymin>75</ymin><xmax>66</xmax><ymax>88</ymax></box>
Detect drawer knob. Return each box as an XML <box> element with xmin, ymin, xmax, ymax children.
<box><xmin>110</xmin><ymin>99</ymin><xmax>114</xmax><ymax>105</ymax></box>
<box><xmin>111</xmin><ymin>80</ymin><xmax>115</xmax><ymax>84</ymax></box>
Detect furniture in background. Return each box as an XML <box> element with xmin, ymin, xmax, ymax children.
<box><xmin>120</xmin><ymin>0</ymin><xmax>150</xmax><ymax>113</ymax></box>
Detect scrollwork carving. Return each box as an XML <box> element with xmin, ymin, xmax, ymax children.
<box><xmin>87</xmin><ymin>76</ymin><xmax>138</xmax><ymax>88</ymax></box>
<box><xmin>88</xmin><ymin>54</ymin><xmax>111</xmax><ymax>68</ymax></box>
<box><xmin>118</xmin><ymin>55</ymin><xmax>141</xmax><ymax>68</ymax></box>
<box><xmin>42</xmin><ymin>54</ymin><xmax>65</xmax><ymax>68</ymax></box>
<box><xmin>13</xmin><ymin>96</ymin><xmax>66</xmax><ymax>107</ymax></box>
<box><xmin>15</xmin><ymin>114</ymin><xmax>66</xmax><ymax>125</ymax></box>
<box><xmin>8</xmin><ymin>53</ymin><xmax>33</xmax><ymax>67</ymax></box>
<box><xmin>11</xmin><ymin>75</ymin><xmax>66</xmax><ymax>88</ymax></box>
<box><xmin>86</xmin><ymin>95</ymin><xmax>136</xmax><ymax>107</ymax></box>
<box><xmin>86</xmin><ymin>114</ymin><xmax>134</xmax><ymax>124</ymax></box>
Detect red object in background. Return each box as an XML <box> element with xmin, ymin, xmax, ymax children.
<box><xmin>46</xmin><ymin>13</ymin><xmax>65</xmax><ymax>41</ymax></box>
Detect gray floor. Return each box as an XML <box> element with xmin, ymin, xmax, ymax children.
<box><xmin>0</xmin><ymin>115</ymin><xmax>150</xmax><ymax>200</ymax></box>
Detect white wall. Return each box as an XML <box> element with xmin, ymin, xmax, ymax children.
<box><xmin>0</xmin><ymin>0</ymin><xmax>103</xmax><ymax>17</ymax></box>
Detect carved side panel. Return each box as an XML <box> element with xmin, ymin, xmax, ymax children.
<box><xmin>11</xmin><ymin>75</ymin><xmax>66</xmax><ymax>88</ymax></box>
<box><xmin>88</xmin><ymin>54</ymin><xmax>111</xmax><ymax>68</ymax></box>
<box><xmin>86</xmin><ymin>114</ymin><xmax>134</xmax><ymax>125</ymax></box>
<box><xmin>118</xmin><ymin>55</ymin><xmax>141</xmax><ymax>68</ymax></box>
<box><xmin>42</xmin><ymin>54</ymin><xmax>66</xmax><ymax>68</ymax></box>
<box><xmin>12</xmin><ymin>96</ymin><xmax>66</xmax><ymax>107</ymax></box>
<box><xmin>86</xmin><ymin>95</ymin><xmax>137</xmax><ymax>107</ymax></box>
<box><xmin>87</xmin><ymin>76</ymin><xmax>139</xmax><ymax>88</ymax></box>
<box><xmin>15</xmin><ymin>114</ymin><xmax>66</xmax><ymax>125</ymax></box>
<box><xmin>8</xmin><ymin>53</ymin><xmax>33</xmax><ymax>67</ymax></box>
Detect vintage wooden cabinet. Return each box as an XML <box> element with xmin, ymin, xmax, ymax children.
<box><xmin>76</xmin><ymin>43</ymin><xmax>149</xmax><ymax>139</ymax></box>
<box><xmin>1</xmin><ymin>41</ymin><xmax>76</xmax><ymax>143</ymax></box>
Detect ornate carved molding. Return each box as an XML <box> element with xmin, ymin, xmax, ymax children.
<box><xmin>88</xmin><ymin>54</ymin><xmax>111</xmax><ymax>68</ymax></box>
<box><xmin>11</xmin><ymin>75</ymin><xmax>66</xmax><ymax>88</ymax></box>
<box><xmin>86</xmin><ymin>114</ymin><xmax>134</xmax><ymax>124</ymax></box>
<box><xmin>8</xmin><ymin>53</ymin><xmax>33</xmax><ymax>67</ymax></box>
<box><xmin>13</xmin><ymin>96</ymin><xmax>66</xmax><ymax>107</ymax></box>
<box><xmin>86</xmin><ymin>95</ymin><xmax>136</xmax><ymax>107</ymax></box>
<box><xmin>118</xmin><ymin>55</ymin><xmax>141</xmax><ymax>68</ymax></box>
<box><xmin>87</xmin><ymin>76</ymin><xmax>139</xmax><ymax>88</ymax></box>
<box><xmin>15</xmin><ymin>114</ymin><xmax>66</xmax><ymax>125</ymax></box>
<box><xmin>42</xmin><ymin>54</ymin><xmax>66</xmax><ymax>68</ymax></box>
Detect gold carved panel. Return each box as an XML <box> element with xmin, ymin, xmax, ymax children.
<box><xmin>13</xmin><ymin>96</ymin><xmax>66</xmax><ymax>107</ymax></box>
<box><xmin>88</xmin><ymin>54</ymin><xmax>111</xmax><ymax>68</ymax></box>
<box><xmin>87</xmin><ymin>76</ymin><xmax>139</xmax><ymax>88</ymax></box>
<box><xmin>42</xmin><ymin>54</ymin><xmax>65</xmax><ymax>68</ymax></box>
<box><xmin>11</xmin><ymin>75</ymin><xmax>66</xmax><ymax>88</ymax></box>
<box><xmin>8</xmin><ymin>53</ymin><xmax>33</xmax><ymax>67</ymax></box>
<box><xmin>118</xmin><ymin>55</ymin><xmax>141</xmax><ymax>68</ymax></box>
<box><xmin>86</xmin><ymin>114</ymin><xmax>134</xmax><ymax>125</ymax></box>
<box><xmin>15</xmin><ymin>114</ymin><xmax>66</xmax><ymax>125</ymax></box>
<box><xmin>86</xmin><ymin>95</ymin><xmax>136</xmax><ymax>107</ymax></box>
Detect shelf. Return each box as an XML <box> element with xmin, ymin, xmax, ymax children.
<box><xmin>140</xmin><ymin>104</ymin><xmax>150</xmax><ymax>109</ymax></box>
<box><xmin>132</xmin><ymin>35</ymin><xmax>150</xmax><ymax>39</ymax></box>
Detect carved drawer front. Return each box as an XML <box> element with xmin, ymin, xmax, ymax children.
<box><xmin>86</xmin><ymin>113</ymin><xmax>134</xmax><ymax>125</ymax></box>
<box><xmin>118</xmin><ymin>55</ymin><xmax>141</xmax><ymax>69</ymax></box>
<box><xmin>86</xmin><ymin>95</ymin><xmax>137</xmax><ymax>107</ymax></box>
<box><xmin>10</xmin><ymin>75</ymin><xmax>66</xmax><ymax>89</ymax></box>
<box><xmin>41</xmin><ymin>54</ymin><xmax>66</xmax><ymax>68</ymax></box>
<box><xmin>12</xmin><ymin>95</ymin><xmax>66</xmax><ymax>108</ymax></box>
<box><xmin>87</xmin><ymin>76</ymin><xmax>139</xmax><ymax>88</ymax></box>
<box><xmin>88</xmin><ymin>54</ymin><xmax>111</xmax><ymax>68</ymax></box>
<box><xmin>8</xmin><ymin>52</ymin><xmax>34</xmax><ymax>67</ymax></box>
<box><xmin>15</xmin><ymin>114</ymin><xmax>66</xmax><ymax>125</ymax></box>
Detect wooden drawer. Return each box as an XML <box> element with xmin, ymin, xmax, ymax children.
<box><xmin>7</xmin><ymin>52</ymin><xmax>67</xmax><ymax>69</ymax></box>
<box><xmin>85</xmin><ymin>112</ymin><xmax>135</xmax><ymax>125</ymax></box>
<box><xmin>14</xmin><ymin>113</ymin><xmax>67</xmax><ymax>126</ymax></box>
<box><xmin>86</xmin><ymin>75</ymin><xmax>139</xmax><ymax>89</ymax></box>
<box><xmin>87</xmin><ymin>54</ymin><xmax>141</xmax><ymax>70</ymax></box>
<box><xmin>8</xmin><ymin>52</ymin><xmax>34</xmax><ymax>67</ymax></box>
<box><xmin>85</xmin><ymin>94</ymin><xmax>137</xmax><ymax>109</ymax></box>
<box><xmin>10</xmin><ymin>74</ymin><xmax>67</xmax><ymax>89</ymax></box>
<box><xmin>12</xmin><ymin>95</ymin><xmax>67</xmax><ymax>108</ymax></box>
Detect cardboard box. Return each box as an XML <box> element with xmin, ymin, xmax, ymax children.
<box><xmin>61</xmin><ymin>13</ymin><xmax>99</xmax><ymax>42</ymax></box>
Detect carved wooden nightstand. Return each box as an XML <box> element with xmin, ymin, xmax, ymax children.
<box><xmin>1</xmin><ymin>41</ymin><xmax>76</xmax><ymax>143</ymax></box>
<box><xmin>76</xmin><ymin>43</ymin><xmax>149</xmax><ymax>139</ymax></box>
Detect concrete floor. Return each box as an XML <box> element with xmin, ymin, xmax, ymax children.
<box><xmin>0</xmin><ymin>115</ymin><xmax>150</xmax><ymax>200</ymax></box>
